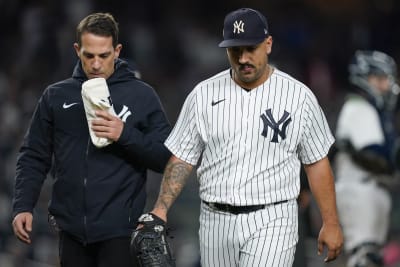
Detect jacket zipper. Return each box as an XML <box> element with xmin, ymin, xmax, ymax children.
<box><xmin>83</xmin><ymin>138</ymin><xmax>90</xmax><ymax>245</ymax></box>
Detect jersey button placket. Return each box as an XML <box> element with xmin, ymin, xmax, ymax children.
<box><xmin>242</xmin><ymin>93</ymin><xmax>250</xmax><ymax>147</ymax></box>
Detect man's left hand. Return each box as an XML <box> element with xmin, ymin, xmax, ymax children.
<box><xmin>91</xmin><ymin>110</ymin><xmax>124</xmax><ymax>141</ymax></box>
<box><xmin>317</xmin><ymin>222</ymin><xmax>344</xmax><ymax>262</ymax></box>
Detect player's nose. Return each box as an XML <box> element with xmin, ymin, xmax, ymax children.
<box><xmin>92</xmin><ymin>58</ymin><xmax>102</xmax><ymax>70</ymax></box>
<box><xmin>238</xmin><ymin>50</ymin><xmax>251</xmax><ymax>64</ymax></box>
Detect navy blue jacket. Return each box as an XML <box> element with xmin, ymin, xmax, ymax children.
<box><xmin>13</xmin><ymin>59</ymin><xmax>171</xmax><ymax>243</ymax></box>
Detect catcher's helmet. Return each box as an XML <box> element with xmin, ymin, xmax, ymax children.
<box><xmin>349</xmin><ymin>50</ymin><xmax>399</xmax><ymax>109</ymax></box>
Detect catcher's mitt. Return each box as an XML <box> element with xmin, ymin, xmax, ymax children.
<box><xmin>130</xmin><ymin>213</ymin><xmax>175</xmax><ymax>267</ymax></box>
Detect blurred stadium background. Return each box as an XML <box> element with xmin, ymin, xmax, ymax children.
<box><xmin>1</xmin><ymin>0</ymin><xmax>400</xmax><ymax>266</ymax></box>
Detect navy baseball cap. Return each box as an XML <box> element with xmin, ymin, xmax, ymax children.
<box><xmin>219</xmin><ymin>8</ymin><xmax>269</xmax><ymax>48</ymax></box>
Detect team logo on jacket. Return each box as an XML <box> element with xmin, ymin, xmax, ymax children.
<box><xmin>260</xmin><ymin>109</ymin><xmax>292</xmax><ymax>143</ymax></box>
<box><xmin>116</xmin><ymin>105</ymin><xmax>132</xmax><ymax>122</ymax></box>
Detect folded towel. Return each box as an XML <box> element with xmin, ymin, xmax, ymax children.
<box><xmin>81</xmin><ymin>77</ymin><xmax>116</xmax><ymax>147</ymax></box>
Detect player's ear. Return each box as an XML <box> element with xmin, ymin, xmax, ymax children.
<box><xmin>73</xmin><ymin>43</ymin><xmax>81</xmax><ymax>58</ymax></box>
<box><xmin>265</xmin><ymin>36</ymin><xmax>273</xmax><ymax>55</ymax></box>
<box><xmin>114</xmin><ymin>44</ymin><xmax>122</xmax><ymax>59</ymax></box>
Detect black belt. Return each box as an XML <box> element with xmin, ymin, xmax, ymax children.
<box><xmin>202</xmin><ymin>200</ymin><xmax>288</xmax><ymax>215</ymax></box>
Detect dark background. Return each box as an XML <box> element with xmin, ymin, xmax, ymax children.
<box><xmin>1</xmin><ymin>0</ymin><xmax>400</xmax><ymax>266</ymax></box>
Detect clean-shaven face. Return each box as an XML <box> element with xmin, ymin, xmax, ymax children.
<box><xmin>74</xmin><ymin>32</ymin><xmax>122</xmax><ymax>80</ymax></box>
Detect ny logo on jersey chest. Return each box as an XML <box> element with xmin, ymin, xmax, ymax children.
<box><xmin>260</xmin><ymin>109</ymin><xmax>292</xmax><ymax>143</ymax></box>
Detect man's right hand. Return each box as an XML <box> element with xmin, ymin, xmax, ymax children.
<box><xmin>12</xmin><ymin>212</ymin><xmax>33</xmax><ymax>244</ymax></box>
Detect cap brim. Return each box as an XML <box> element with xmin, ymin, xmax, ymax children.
<box><xmin>218</xmin><ymin>38</ymin><xmax>265</xmax><ymax>48</ymax></box>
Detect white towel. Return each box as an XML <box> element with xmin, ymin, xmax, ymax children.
<box><xmin>81</xmin><ymin>77</ymin><xmax>116</xmax><ymax>148</ymax></box>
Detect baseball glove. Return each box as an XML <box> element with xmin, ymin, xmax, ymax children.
<box><xmin>130</xmin><ymin>213</ymin><xmax>175</xmax><ymax>267</ymax></box>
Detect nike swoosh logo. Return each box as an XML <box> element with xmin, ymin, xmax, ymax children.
<box><xmin>63</xmin><ymin>102</ymin><xmax>79</xmax><ymax>109</ymax></box>
<box><xmin>211</xmin><ymin>99</ymin><xmax>226</xmax><ymax>106</ymax></box>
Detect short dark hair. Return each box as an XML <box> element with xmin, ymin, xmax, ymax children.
<box><xmin>76</xmin><ymin>13</ymin><xmax>119</xmax><ymax>47</ymax></box>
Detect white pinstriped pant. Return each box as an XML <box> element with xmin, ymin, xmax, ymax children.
<box><xmin>199</xmin><ymin>199</ymin><xmax>298</xmax><ymax>267</ymax></box>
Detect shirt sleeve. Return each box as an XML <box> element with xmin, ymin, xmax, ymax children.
<box><xmin>298</xmin><ymin>90</ymin><xmax>335</xmax><ymax>164</ymax></box>
<box><xmin>335</xmin><ymin>98</ymin><xmax>384</xmax><ymax>150</ymax></box>
<box><xmin>13</xmin><ymin>88</ymin><xmax>53</xmax><ymax>217</ymax></box>
<box><xmin>165</xmin><ymin>89</ymin><xmax>204</xmax><ymax>165</ymax></box>
<box><xmin>116</xmin><ymin>84</ymin><xmax>172</xmax><ymax>173</ymax></box>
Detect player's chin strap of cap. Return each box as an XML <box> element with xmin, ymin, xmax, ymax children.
<box><xmin>202</xmin><ymin>200</ymin><xmax>288</xmax><ymax>215</ymax></box>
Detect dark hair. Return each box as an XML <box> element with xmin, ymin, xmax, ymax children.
<box><xmin>76</xmin><ymin>13</ymin><xmax>119</xmax><ymax>47</ymax></box>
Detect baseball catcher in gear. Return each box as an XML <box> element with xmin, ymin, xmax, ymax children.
<box><xmin>130</xmin><ymin>213</ymin><xmax>176</xmax><ymax>267</ymax></box>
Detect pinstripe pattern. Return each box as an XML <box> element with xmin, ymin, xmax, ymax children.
<box><xmin>165</xmin><ymin>68</ymin><xmax>334</xmax><ymax>205</ymax></box>
<box><xmin>199</xmin><ymin>200</ymin><xmax>298</xmax><ymax>267</ymax></box>
<box><xmin>165</xmin><ymin>67</ymin><xmax>334</xmax><ymax>266</ymax></box>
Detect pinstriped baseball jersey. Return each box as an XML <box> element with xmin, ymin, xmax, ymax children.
<box><xmin>165</xmin><ymin>68</ymin><xmax>334</xmax><ymax>205</ymax></box>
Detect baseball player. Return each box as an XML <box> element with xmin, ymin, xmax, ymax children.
<box><xmin>142</xmin><ymin>8</ymin><xmax>343</xmax><ymax>266</ymax></box>
<box><xmin>334</xmin><ymin>50</ymin><xmax>400</xmax><ymax>267</ymax></box>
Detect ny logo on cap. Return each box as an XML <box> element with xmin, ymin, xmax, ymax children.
<box><xmin>233</xmin><ymin>20</ymin><xmax>244</xmax><ymax>34</ymax></box>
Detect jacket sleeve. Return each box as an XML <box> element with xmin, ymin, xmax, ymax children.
<box><xmin>12</xmin><ymin>89</ymin><xmax>53</xmax><ymax>218</ymax></box>
<box><xmin>117</xmin><ymin>86</ymin><xmax>172</xmax><ymax>173</ymax></box>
